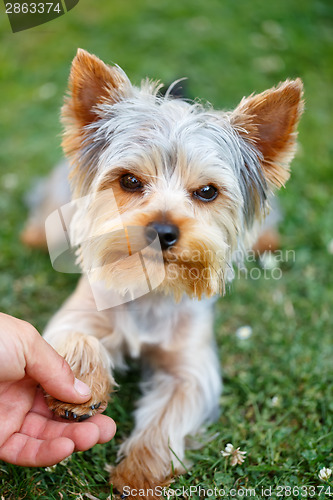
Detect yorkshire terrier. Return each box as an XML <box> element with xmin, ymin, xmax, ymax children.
<box><xmin>41</xmin><ymin>49</ymin><xmax>303</xmax><ymax>497</ymax></box>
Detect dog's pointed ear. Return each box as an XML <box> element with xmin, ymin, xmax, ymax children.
<box><xmin>63</xmin><ymin>48</ymin><xmax>132</xmax><ymax>126</ymax></box>
<box><xmin>230</xmin><ymin>79</ymin><xmax>304</xmax><ymax>188</ymax></box>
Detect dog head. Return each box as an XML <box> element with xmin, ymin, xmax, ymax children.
<box><xmin>62</xmin><ymin>49</ymin><xmax>303</xmax><ymax>300</ymax></box>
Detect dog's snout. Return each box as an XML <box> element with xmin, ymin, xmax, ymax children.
<box><xmin>145</xmin><ymin>222</ymin><xmax>180</xmax><ymax>250</ymax></box>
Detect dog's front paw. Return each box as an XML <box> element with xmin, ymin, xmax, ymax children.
<box><xmin>45</xmin><ymin>396</ymin><xmax>107</xmax><ymax>421</ymax></box>
<box><xmin>44</xmin><ymin>333</ymin><xmax>114</xmax><ymax>421</ymax></box>
<box><xmin>45</xmin><ymin>364</ymin><xmax>112</xmax><ymax>421</ymax></box>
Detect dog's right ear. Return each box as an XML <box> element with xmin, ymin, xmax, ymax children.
<box><xmin>62</xmin><ymin>50</ymin><xmax>132</xmax><ymax>195</ymax></box>
<box><xmin>63</xmin><ymin>48</ymin><xmax>132</xmax><ymax>127</ymax></box>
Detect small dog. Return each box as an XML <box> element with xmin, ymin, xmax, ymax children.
<box><xmin>42</xmin><ymin>49</ymin><xmax>303</xmax><ymax>497</ymax></box>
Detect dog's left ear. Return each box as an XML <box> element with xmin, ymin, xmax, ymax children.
<box><xmin>230</xmin><ymin>79</ymin><xmax>304</xmax><ymax>188</ymax></box>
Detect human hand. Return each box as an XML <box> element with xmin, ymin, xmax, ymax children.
<box><xmin>0</xmin><ymin>313</ymin><xmax>116</xmax><ymax>467</ymax></box>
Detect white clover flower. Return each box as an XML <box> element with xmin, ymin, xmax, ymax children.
<box><xmin>221</xmin><ymin>443</ymin><xmax>247</xmax><ymax>466</ymax></box>
<box><xmin>235</xmin><ymin>325</ymin><xmax>252</xmax><ymax>340</ymax></box>
<box><xmin>44</xmin><ymin>464</ymin><xmax>57</xmax><ymax>473</ymax></box>
<box><xmin>221</xmin><ymin>443</ymin><xmax>234</xmax><ymax>456</ymax></box>
<box><xmin>319</xmin><ymin>467</ymin><xmax>332</xmax><ymax>481</ymax></box>
<box><xmin>270</xmin><ymin>395</ymin><xmax>280</xmax><ymax>408</ymax></box>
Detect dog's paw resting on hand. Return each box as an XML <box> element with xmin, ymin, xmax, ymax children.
<box><xmin>45</xmin><ymin>385</ymin><xmax>109</xmax><ymax>421</ymax></box>
<box><xmin>43</xmin><ymin>331</ymin><xmax>113</xmax><ymax>421</ymax></box>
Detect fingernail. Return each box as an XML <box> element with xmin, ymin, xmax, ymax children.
<box><xmin>74</xmin><ymin>377</ymin><xmax>91</xmax><ymax>396</ymax></box>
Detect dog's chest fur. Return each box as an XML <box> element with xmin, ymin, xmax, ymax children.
<box><xmin>100</xmin><ymin>288</ymin><xmax>215</xmax><ymax>360</ymax></box>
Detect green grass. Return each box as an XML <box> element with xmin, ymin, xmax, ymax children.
<box><xmin>1</xmin><ymin>0</ymin><xmax>333</xmax><ymax>498</ymax></box>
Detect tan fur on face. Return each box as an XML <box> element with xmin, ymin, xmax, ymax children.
<box><xmin>97</xmin><ymin>175</ymin><xmax>150</xmax><ymax>215</ymax></box>
<box><xmin>79</xmin><ymin>198</ymin><xmax>231</xmax><ymax>300</ymax></box>
<box><xmin>73</xmin><ymin>141</ymin><xmax>243</xmax><ymax>300</ymax></box>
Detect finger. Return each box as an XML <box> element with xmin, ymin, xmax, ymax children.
<box><xmin>62</xmin><ymin>422</ymin><xmax>101</xmax><ymax>451</ymax></box>
<box><xmin>0</xmin><ymin>433</ymin><xmax>74</xmax><ymax>467</ymax></box>
<box><xmin>61</xmin><ymin>417</ymin><xmax>116</xmax><ymax>450</ymax></box>
<box><xmin>21</xmin><ymin>411</ymin><xmax>99</xmax><ymax>451</ymax></box>
<box><xmin>22</xmin><ymin>329</ymin><xmax>91</xmax><ymax>404</ymax></box>
<box><xmin>21</xmin><ymin>411</ymin><xmax>116</xmax><ymax>449</ymax></box>
<box><xmin>87</xmin><ymin>414</ymin><xmax>117</xmax><ymax>444</ymax></box>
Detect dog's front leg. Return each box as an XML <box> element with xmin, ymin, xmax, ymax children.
<box><xmin>111</xmin><ymin>335</ymin><xmax>222</xmax><ymax>498</ymax></box>
<box><xmin>43</xmin><ymin>277</ymin><xmax>116</xmax><ymax>420</ymax></box>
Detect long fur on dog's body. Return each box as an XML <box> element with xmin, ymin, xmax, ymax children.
<box><xmin>42</xmin><ymin>49</ymin><xmax>303</xmax><ymax>497</ymax></box>
<box><xmin>44</xmin><ymin>277</ymin><xmax>221</xmax><ymax>485</ymax></box>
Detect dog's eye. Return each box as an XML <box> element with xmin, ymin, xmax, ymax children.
<box><xmin>120</xmin><ymin>173</ymin><xmax>143</xmax><ymax>191</ymax></box>
<box><xmin>193</xmin><ymin>185</ymin><xmax>218</xmax><ymax>202</ymax></box>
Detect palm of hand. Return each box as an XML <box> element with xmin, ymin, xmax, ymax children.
<box><xmin>0</xmin><ymin>378</ymin><xmax>114</xmax><ymax>466</ymax></box>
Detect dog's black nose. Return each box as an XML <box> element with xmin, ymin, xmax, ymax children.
<box><xmin>145</xmin><ymin>222</ymin><xmax>180</xmax><ymax>250</ymax></box>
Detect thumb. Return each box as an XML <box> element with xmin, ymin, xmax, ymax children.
<box><xmin>23</xmin><ymin>327</ymin><xmax>91</xmax><ymax>404</ymax></box>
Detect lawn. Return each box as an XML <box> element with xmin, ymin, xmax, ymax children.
<box><xmin>0</xmin><ymin>0</ymin><xmax>333</xmax><ymax>498</ymax></box>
